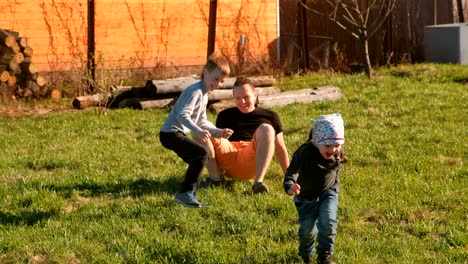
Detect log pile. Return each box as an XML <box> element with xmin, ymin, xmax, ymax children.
<box><xmin>209</xmin><ymin>86</ymin><xmax>342</xmax><ymax>113</ymax></box>
<box><xmin>72</xmin><ymin>75</ymin><xmax>279</xmax><ymax>110</ymax></box>
<box><xmin>72</xmin><ymin>75</ymin><xmax>343</xmax><ymax>111</ymax></box>
<box><xmin>0</xmin><ymin>29</ymin><xmax>48</xmax><ymax>99</ymax></box>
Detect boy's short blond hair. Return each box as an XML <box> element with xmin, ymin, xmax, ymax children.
<box><xmin>203</xmin><ymin>54</ymin><xmax>230</xmax><ymax>77</ymax></box>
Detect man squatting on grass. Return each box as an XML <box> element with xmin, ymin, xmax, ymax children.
<box><xmin>159</xmin><ymin>55</ymin><xmax>233</xmax><ymax>208</ymax></box>
<box><xmin>283</xmin><ymin>113</ymin><xmax>347</xmax><ymax>264</ymax></box>
<box><xmin>201</xmin><ymin>77</ymin><xmax>290</xmax><ymax>193</ymax></box>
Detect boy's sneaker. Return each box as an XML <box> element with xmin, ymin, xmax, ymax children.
<box><xmin>174</xmin><ymin>191</ymin><xmax>202</xmax><ymax>208</ymax></box>
<box><xmin>199</xmin><ymin>176</ymin><xmax>224</xmax><ymax>189</ymax></box>
<box><xmin>317</xmin><ymin>251</ymin><xmax>335</xmax><ymax>264</ymax></box>
<box><xmin>252</xmin><ymin>182</ymin><xmax>269</xmax><ymax>194</ymax></box>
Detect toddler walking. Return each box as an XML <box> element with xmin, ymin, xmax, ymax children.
<box><xmin>284</xmin><ymin>113</ymin><xmax>347</xmax><ymax>264</ymax></box>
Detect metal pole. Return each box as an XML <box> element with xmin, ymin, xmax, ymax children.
<box><xmin>87</xmin><ymin>0</ymin><xmax>95</xmax><ymax>93</ymax></box>
<box><xmin>433</xmin><ymin>0</ymin><xmax>437</xmax><ymax>25</ymax></box>
<box><xmin>207</xmin><ymin>0</ymin><xmax>218</xmax><ymax>59</ymax></box>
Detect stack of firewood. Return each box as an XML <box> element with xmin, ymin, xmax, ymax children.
<box><xmin>0</xmin><ymin>29</ymin><xmax>48</xmax><ymax>99</ymax></box>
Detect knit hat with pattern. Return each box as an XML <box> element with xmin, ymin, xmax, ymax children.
<box><xmin>311</xmin><ymin>112</ymin><xmax>345</xmax><ymax>145</ymax></box>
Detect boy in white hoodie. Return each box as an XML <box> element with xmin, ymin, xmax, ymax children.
<box><xmin>160</xmin><ymin>55</ymin><xmax>232</xmax><ymax>208</ymax></box>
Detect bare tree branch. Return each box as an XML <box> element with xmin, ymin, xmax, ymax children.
<box><xmin>367</xmin><ymin>0</ymin><xmax>396</xmax><ymax>37</ymax></box>
<box><xmin>297</xmin><ymin>0</ymin><xmax>323</xmax><ymax>16</ymax></box>
<box><xmin>341</xmin><ymin>2</ymin><xmax>361</xmax><ymax>27</ymax></box>
<box><xmin>300</xmin><ymin>0</ymin><xmax>397</xmax><ymax>78</ymax></box>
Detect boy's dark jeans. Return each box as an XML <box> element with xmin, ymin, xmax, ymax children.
<box><xmin>159</xmin><ymin>131</ymin><xmax>208</xmax><ymax>193</ymax></box>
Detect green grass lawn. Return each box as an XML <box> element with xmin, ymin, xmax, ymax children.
<box><xmin>0</xmin><ymin>63</ymin><xmax>466</xmax><ymax>263</ymax></box>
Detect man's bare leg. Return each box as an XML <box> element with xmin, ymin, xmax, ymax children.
<box><xmin>253</xmin><ymin>124</ymin><xmax>276</xmax><ymax>183</ymax></box>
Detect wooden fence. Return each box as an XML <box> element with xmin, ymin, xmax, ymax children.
<box><xmin>279</xmin><ymin>0</ymin><xmax>468</xmax><ymax>70</ymax></box>
<box><xmin>0</xmin><ymin>0</ymin><xmax>466</xmax><ymax>76</ymax></box>
<box><xmin>0</xmin><ymin>0</ymin><xmax>279</xmax><ymax>74</ymax></box>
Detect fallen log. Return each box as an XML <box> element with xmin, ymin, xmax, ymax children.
<box><xmin>209</xmin><ymin>86</ymin><xmax>342</xmax><ymax>113</ymax></box>
<box><xmin>145</xmin><ymin>75</ymin><xmax>276</xmax><ymax>95</ymax></box>
<box><xmin>209</xmin><ymin>100</ymin><xmax>236</xmax><ymax>113</ymax></box>
<box><xmin>22</xmin><ymin>88</ymin><xmax>33</xmax><ymax>97</ymax></box>
<box><xmin>19</xmin><ymin>61</ymin><xmax>37</xmax><ymax>75</ymax></box>
<box><xmin>259</xmin><ymin>86</ymin><xmax>342</xmax><ymax>108</ymax></box>
<box><xmin>72</xmin><ymin>85</ymin><xmax>149</xmax><ymax>109</ymax></box>
<box><xmin>145</xmin><ymin>75</ymin><xmax>198</xmax><ymax>95</ymax></box>
<box><xmin>12</xmin><ymin>52</ymin><xmax>24</xmax><ymax>64</ymax></box>
<box><xmin>27</xmin><ymin>80</ymin><xmax>41</xmax><ymax>94</ymax></box>
<box><xmin>221</xmin><ymin>75</ymin><xmax>276</xmax><ymax>89</ymax></box>
<box><xmin>38</xmin><ymin>85</ymin><xmax>49</xmax><ymax>97</ymax></box>
<box><xmin>7</xmin><ymin>75</ymin><xmax>16</xmax><ymax>87</ymax></box>
<box><xmin>0</xmin><ymin>30</ymin><xmax>17</xmax><ymax>49</ymax></box>
<box><xmin>0</xmin><ymin>81</ymin><xmax>7</xmax><ymax>97</ymax></box>
<box><xmin>0</xmin><ymin>70</ymin><xmax>9</xmax><ymax>82</ymax></box>
<box><xmin>208</xmin><ymin>86</ymin><xmax>280</xmax><ymax>101</ymax></box>
<box><xmin>72</xmin><ymin>93</ymin><xmax>108</xmax><ymax>109</ymax></box>
<box><xmin>35</xmin><ymin>75</ymin><xmax>47</xmax><ymax>87</ymax></box>
<box><xmin>21</xmin><ymin>46</ymin><xmax>33</xmax><ymax>57</ymax></box>
<box><xmin>109</xmin><ymin>75</ymin><xmax>279</xmax><ymax>108</ymax></box>
<box><xmin>18</xmin><ymin>37</ymin><xmax>27</xmax><ymax>49</ymax></box>
<box><xmin>116</xmin><ymin>98</ymin><xmax>175</xmax><ymax>110</ymax></box>
<box><xmin>107</xmin><ymin>85</ymin><xmax>157</xmax><ymax>109</ymax></box>
<box><xmin>0</xmin><ymin>49</ymin><xmax>18</xmax><ymax>64</ymax></box>
<box><xmin>73</xmin><ymin>76</ymin><xmax>278</xmax><ymax>110</ymax></box>
<box><xmin>110</xmin><ymin>85</ymin><xmax>134</xmax><ymax>95</ymax></box>
<box><xmin>114</xmin><ymin>86</ymin><xmax>281</xmax><ymax>110</ymax></box>
<box><xmin>8</xmin><ymin>60</ymin><xmax>21</xmax><ymax>76</ymax></box>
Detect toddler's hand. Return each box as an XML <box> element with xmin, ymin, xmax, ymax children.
<box><xmin>287</xmin><ymin>184</ymin><xmax>301</xmax><ymax>195</ymax></box>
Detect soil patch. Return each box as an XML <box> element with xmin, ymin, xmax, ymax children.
<box><xmin>0</xmin><ymin>105</ymin><xmax>78</xmax><ymax>118</ymax></box>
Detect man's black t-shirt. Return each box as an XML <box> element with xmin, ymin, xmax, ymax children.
<box><xmin>216</xmin><ymin>107</ymin><xmax>283</xmax><ymax>142</ymax></box>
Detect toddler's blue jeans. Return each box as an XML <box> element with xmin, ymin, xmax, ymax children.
<box><xmin>294</xmin><ymin>187</ymin><xmax>339</xmax><ymax>258</ymax></box>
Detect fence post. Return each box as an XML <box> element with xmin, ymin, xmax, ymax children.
<box><xmin>457</xmin><ymin>0</ymin><xmax>465</xmax><ymax>22</ymax></box>
<box><xmin>300</xmin><ymin>0</ymin><xmax>309</xmax><ymax>71</ymax></box>
<box><xmin>207</xmin><ymin>0</ymin><xmax>218</xmax><ymax>59</ymax></box>
<box><xmin>87</xmin><ymin>0</ymin><xmax>95</xmax><ymax>93</ymax></box>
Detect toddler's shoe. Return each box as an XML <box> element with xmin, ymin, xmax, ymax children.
<box><xmin>252</xmin><ymin>182</ymin><xmax>269</xmax><ymax>194</ymax></box>
<box><xmin>301</xmin><ymin>255</ymin><xmax>311</xmax><ymax>264</ymax></box>
<box><xmin>174</xmin><ymin>191</ymin><xmax>202</xmax><ymax>208</ymax></box>
<box><xmin>317</xmin><ymin>251</ymin><xmax>335</xmax><ymax>264</ymax></box>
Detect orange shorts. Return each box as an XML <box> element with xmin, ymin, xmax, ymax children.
<box><xmin>210</xmin><ymin>136</ymin><xmax>258</xmax><ymax>180</ymax></box>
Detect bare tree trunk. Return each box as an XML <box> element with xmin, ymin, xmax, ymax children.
<box><xmin>309</xmin><ymin>0</ymin><xmax>395</xmax><ymax>78</ymax></box>
<box><xmin>361</xmin><ymin>37</ymin><xmax>373</xmax><ymax>78</ymax></box>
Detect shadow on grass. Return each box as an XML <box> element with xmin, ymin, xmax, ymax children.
<box><xmin>44</xmin><ymin>176</ymin><xmax>251</xmax><ymax>200</ymax></box>
<box><xmin>283</xmin><ymin>127</ymin><xmax>309</xmax><ymax>136</ymax></box>
<box><xmin>453</xmin><ymin>77</ymin><xmax>468</xmax><ymax>85</ymax></box>
<box><xmin>0</xmin><ymin>209</ymin><xmax>58</xmax><ymax>226</ymax></box>
<box><xmin>44</xmin><ymin>176</ymin><xmax>180</xmax><ymax>198</ymax></box>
